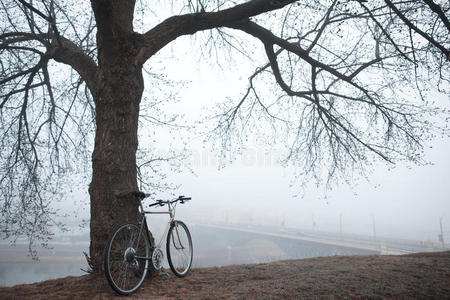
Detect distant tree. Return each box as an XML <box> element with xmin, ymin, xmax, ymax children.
<box><xmin>1</xmin><ymin>0</ymin><xmax>448</xmax><ymax>272</ymax></box>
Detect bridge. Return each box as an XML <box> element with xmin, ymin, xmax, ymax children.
<box><xmin>199</xmin><ymin>223</ymin><xmax>416</xmax><ymax>255</ymax></box>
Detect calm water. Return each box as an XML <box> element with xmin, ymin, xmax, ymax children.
<box><xmin>0</xmin><ymin>225</ymin><xmax>378</xmax><ymax>287</ymax></box>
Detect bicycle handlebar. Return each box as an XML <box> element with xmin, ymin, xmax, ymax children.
<box><xmin>148</xmin><ymin>196</ymin><xmax>191</xmax><ymax>208</ymax></box>
<box><xmin>148</xmin><ymin>200</ymin><xmax>164</xmax><ymax>208</ymax></box>
<box><xmin>132</xmin><ymin>191</ymin><xmax>191</xmax><ymax>205</ymax></box>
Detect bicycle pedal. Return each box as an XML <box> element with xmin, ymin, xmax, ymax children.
<box><xmin>159</xmin><ymin>271</ymin><xmax>170</xmax><ymax>278</ymax></box>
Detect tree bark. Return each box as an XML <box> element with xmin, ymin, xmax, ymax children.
<box><xmin>88</xmin><ymin>64</ymin><xmax>143</xmax><ymax>272</ymax></box>
<box><xmin>88</xmin><ymin>0</ymin><xmax>145</xmax><ymax>272</ymax></box>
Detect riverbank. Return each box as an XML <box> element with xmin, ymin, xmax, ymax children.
<box><xmin>1</xmin><ymin>251</ymin><xmax>449</xmax><ymax>299</ymax></box>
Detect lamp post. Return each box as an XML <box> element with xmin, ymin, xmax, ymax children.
<box><xmin>372</xmin><ymin>214</ymin><xmax>377</xmax><ymax>241</ymax></box>
<box><xmin>439</xmin><ymin>217</ymin><xmax>445</xmax><ymax>249</ymax></box>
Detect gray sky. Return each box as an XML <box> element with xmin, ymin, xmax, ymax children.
<box><xmin>58</xmin><ymin>24</ymin><xmax>450</xmax><ymax>246</ymax></box>
<box><xmin>144</xmin><ymin>37</ymin><xmax>450</xmax><ymax>243</ymax></box>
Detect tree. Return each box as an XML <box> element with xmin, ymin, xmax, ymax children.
<box><xmin>1</xmin><ymin>0</ymin><xmax>448</xmax><ymax>272</ymax></box>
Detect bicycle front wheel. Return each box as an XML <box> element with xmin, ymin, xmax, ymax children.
<box><xmin>166</xmin><ymin>220</ymin><xmax>193</xmax><ymax>277</ymax></box>
<box><xmin>104</xmin><ymin>222</ymin><xmax>150</xmax><ymax>295</ymax></box>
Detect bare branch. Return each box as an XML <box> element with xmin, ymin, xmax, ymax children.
<box><xmin>48</xmin><ymin>37</ymin><xmax>99</xmax><ymax>93</ymax></box>
<box><xmin>137</xmin><ymin>0</ymin><xmax>297</xmax><ymax>64</ymax></box>
<box><xmin>383</xmin><ymin>0</ymin><xmax>449</xmax><ymax>60</ymax></box>
<box><xmin>422</xmin><ymin>0</ymin><xmax>450</xmax><ymax>32</ymax></box>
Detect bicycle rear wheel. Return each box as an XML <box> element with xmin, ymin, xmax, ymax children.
<box><xmin>166</xmin><ymin>220</ymin><xmax>193</xmax><ymax>277</ymax></box>
<box><xmin>104</xmin><ymin>222</ymin><xmax>150</xmax><ymax>295</ymax></box>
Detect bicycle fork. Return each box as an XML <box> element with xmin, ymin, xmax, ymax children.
<box><xmin>171</xmin><ymin>222</ymin><xmax>185</xmax><ymax>250</ymax></box>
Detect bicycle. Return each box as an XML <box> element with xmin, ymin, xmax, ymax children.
<box><xmin>104</xmin><ymin>191</ymin><xmax>193</xmax><ymax>295</ymax></box>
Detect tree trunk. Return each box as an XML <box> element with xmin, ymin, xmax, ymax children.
<box><xmin>87</xmin><ymin>0</ymin><xmax>151</xmax><ymax>273</ymax></box>
<box><xmin>88</xmin><ymin>60</ymin><xmax>144</xmax><ymax>271</ymax></box>
<box><xmin>88</xmin><ymin>76</ymin><xmax>140</xmax><ymax>271</ymax></box>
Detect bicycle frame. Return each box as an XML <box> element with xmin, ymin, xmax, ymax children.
<box><xmin>134</xmin><ymin>199</ymin><xmax>184</xmax><ymax>260</ymax></box>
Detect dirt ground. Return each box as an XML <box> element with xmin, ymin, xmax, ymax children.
<box><xmin>1</xmin><ymin>251</ymin><xmax>449</xmax><ymax>299</ymax></box>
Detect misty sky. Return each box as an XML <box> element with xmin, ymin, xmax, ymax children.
<box><xmin>52</xmin><ymin>23</ymin><xmax>450</xmax><ymax>246</ymax></box>
<box><xmin>139</xmin><ymin>36</ymin><xmax>450</xmax><ymax>243</ymax></box>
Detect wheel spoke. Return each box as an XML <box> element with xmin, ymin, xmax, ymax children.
<box><xmin>105</xmin><ymin>223</ymin><xmax>150</xmax><ymax>295</ymax></box>
<box><xmin>167</xmin><ymin>221</ymin><xmax>192</xmax><ymax>277</ymax></box>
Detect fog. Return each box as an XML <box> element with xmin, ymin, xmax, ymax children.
<box><xmin>157</xmin><ymin>40</ymin><xmax>450</xmax><ymax>244</ymax></box>
<box><xmin>174</xmin><ymin>138</ymin><xmax>450</xmax><ymax>242</ymax></box>
<box><xmin>2</xmin><ymin>21</ymin><xmax>450</xmax><ymax>288</ymax></box>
